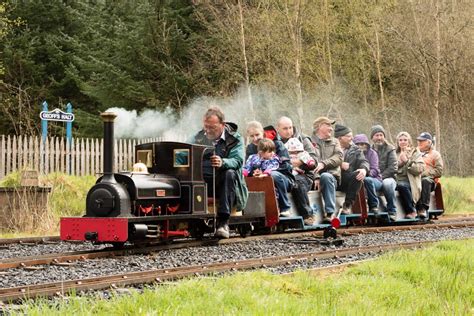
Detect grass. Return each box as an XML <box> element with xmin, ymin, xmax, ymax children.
<box><xmin>17</xmin><ymin>239</ymin><xmax>473</xmax><ymax>315</ymax></box>
<box><xmin>441</xmin><ymin>177</ymin><xmax>474</xmax><ymax>214</ymax></box>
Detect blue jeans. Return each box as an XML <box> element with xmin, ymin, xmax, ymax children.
<box><xmin>271</xmin><ymin>171</ymin><xmax>292</xmax><ymax>212</ymax></box>
<box><xmin>382</xmin><ymin>178</ymin><xmax>397</xmax><ymax>213</ymax></box>
<box><xmin>364</xmin><ymin>177</ymin><xmax>383</xmax><ymax>209</ymax></box>
<box><xmin>396</xmin><ymin>181</ymin><xmax>415</xmax><ymax>213</ymax></box>
<box><xmin>320</xmin><ymin>173</ymin><xmax>337</xmax><ymax>214</ymax></box>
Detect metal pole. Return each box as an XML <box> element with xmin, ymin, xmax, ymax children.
<box><xmin>41</xmin><ymin>101</ymin><xmax>48</xmax><ymax>142</ymax></box>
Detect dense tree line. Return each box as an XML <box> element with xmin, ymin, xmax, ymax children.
<box><xmin>0</xmin><ymin>0</ymin><xmax>472</xmax><ymax>175</ymax></box>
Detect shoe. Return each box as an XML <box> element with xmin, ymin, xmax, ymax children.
<box><xmin>280</xmin><ymin>210</ymin><xmax>291</xmax><ymax>217</ymax></box>
<box><xmin>340</xmin><ymin>204</ymin><xmax>352</xmax><ymax>215</ymax></box>
<box><xmin>405</xmin><ymin>211</ymin><xmax>417</xmax><ymax>219</ymax></box>
<box><xmin>215</xmin><ymin>219</ymin><xmax>230</xmax><ymax>239</ymax></box>
<box><xmin>321</xmin><ymin>213</ymin><xmax>331</xmax><ymax>224</ymax></box>
<box><xmin>369</xmin><ymin>207</ymin><xmax>379</xmax><ymax>215</ymax></box>
<box><xmin>417</xmin><ymin>208</ymin><xmax>427</xmax><ymax>219</ymax></box>
<box><xmin>388</xmin><ymin>212</ymin><xmax>397</xmax><ymax>221</ymax></box>
<box><xmin>303</xmin><ymin>216</ymin><xmax>315</xmax><ymax>226</ymax></box>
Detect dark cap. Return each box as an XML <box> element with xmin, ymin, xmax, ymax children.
<box><xmin>334</xmin><ymin>124</ymin><xmax>352</xmax><ymax>138</ymax></box>
<box><xmin>416</xmin><ymin>132</ymin><xmax>432</xmax><ymax>141</ymax></box>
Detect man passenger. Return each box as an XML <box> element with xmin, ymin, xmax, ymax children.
<box><xmin>334</xmin><ymin>124</ymin><xmax>369</xmax><ymax>215</ymax></box>
<box><xmin>416</xmin><ymin>132</ymin><xmax>443</xmax><ymax>219</ymax></box>
<box><xmin>370</xmin><ymin>125</ymin><xmax>397</xmax><ymax>219</ymax></box>
<box><xmin>276</xmin><ymin>116</ymin><xmax>317</xmax><ymax>225</ymax></box>
<box><xmin>190</xmin><ymin>106</ymin><xmax>248</xmax><ymax>238</ymax></box>
<box><xmin>310</xmin><ymin>117</ymin><xmax>343</xmax><ymax>223</ymax></box>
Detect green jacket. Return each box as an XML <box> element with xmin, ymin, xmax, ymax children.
<box><xmin>191</xmin><ymin>122</ymin><xmax>248</xmax><ymax>211</ymax></box>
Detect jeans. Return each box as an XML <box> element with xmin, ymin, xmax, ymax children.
<box><xmin>291</xmin><ymin>174</ymin><xmax>313</xmax><ymax>218</ymax></box>
<box><xmin>382</xmin><ymin>178</ymin><xmax>397</xmax><ymax>213</ymax></box>
<box><xmin>396</xmin><ymin>181</ymin><xmax>415</xmax><ymax>213</ymax></box>
<box><xmin>271</xmin><ymin>171</ymin><xmax>292</xmax><ymax>212</ymax></box>
<box><xmin>320</xmin><ymin>172</ymin><xmax>337</xmax><ymax>214</ymax></box>
<box><xmin>364</xmin><ymin>177</ymin><xmax>383</xmax><ymax>209</ymax></box>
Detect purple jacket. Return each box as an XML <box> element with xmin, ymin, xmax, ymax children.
<box><xmin>243</xmin><ymin>153</ymin><xmax>280</xmax><ymax>177</ymax></box>
<box><xmin>353</xmin><ymin>134</ymin><xmax>382</xmax><ymax>181</ymax></box>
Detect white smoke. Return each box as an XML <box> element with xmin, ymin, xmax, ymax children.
<box><xmin>106</xmin><ymin>81</ymin><xmax>363</xmax><ymax>141</ymax></box>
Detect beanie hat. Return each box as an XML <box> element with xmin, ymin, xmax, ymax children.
<box><xmin>285</xmin><ymin>137</ymin><xmax>304</xmax><ymax>152</ymax></box>
<box><xmin>370</xmin><ymin>125</ymin><xmax>386</xmax><ymax>139</ymax></box>
<box><xmin>334</xmin><ymin>124</ymin><xmax>352</xmax><ymax>138</ymax></box>
<box><xmin>353</xmin><ymin>134</ymin><xmax>370</xmax><ymax>145</ymax></box>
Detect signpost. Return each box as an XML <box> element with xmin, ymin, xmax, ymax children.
<box><xmin>39</xmin><ymin>102</ymin><xmax>75</xmax><ymax>145</ymax></box>
<box><xmin>40</xmin><ymin>102</ymin><xmax>75</xmax><ymax>174</ymax></box>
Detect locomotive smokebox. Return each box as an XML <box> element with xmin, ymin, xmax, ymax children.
<box><xmin>101</xmin><ymin>112</ymin><xmax>117</xmax><ymax>182</ymax></box>
<box><xmin>85</xmin><ymin>112</ymin><xmax>131</xmax><ymax>217</ymax></box>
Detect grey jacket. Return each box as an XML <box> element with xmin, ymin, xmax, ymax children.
<box><xmin>372</xmin><ymin>142</ymin><xmax>397</xmax><ymax>180</ymax></box>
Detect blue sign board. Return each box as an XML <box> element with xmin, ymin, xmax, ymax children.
<box><xmin>40</xmin><ymin>108</ymin><xmax>75</xmax><ymax>122</ymax></box>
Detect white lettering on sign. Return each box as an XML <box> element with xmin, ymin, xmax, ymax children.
<box><xmin>40</xmin><ymin>108</ymin><xmax>75</xmax><ymax>122</ymax></box>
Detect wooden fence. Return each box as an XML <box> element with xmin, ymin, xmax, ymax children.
<box><xmin>0</xmin><ymin>135</ymin><xmax>177</xmax><ymax>180</ymax></box>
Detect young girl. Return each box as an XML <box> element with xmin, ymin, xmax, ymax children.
<box><xmin>243</xmin><ymin>138</ymin><xmax>280</xmax><ymax>177</ymax></box>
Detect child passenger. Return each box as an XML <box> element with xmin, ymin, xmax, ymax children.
<box><xmin>284</xmin><ymin>138</ymin><xmax>316</xmax><ymax>176</ymax></box>
<box><xmin>243</xmin><ymin>138</ymin><xmax>280</xmax><ymax>177</ymax></box>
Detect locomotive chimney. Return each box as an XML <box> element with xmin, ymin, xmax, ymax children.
<box><xmin>101</xmin><ymin>112</ymin><xmax>117</xmax><ymax>181</ymax></box>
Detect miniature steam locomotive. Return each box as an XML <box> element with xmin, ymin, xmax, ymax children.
<box><xmin>60</xmin><ymin>113</ymin><xmax>445</xmax><ymax>246</ymax></box>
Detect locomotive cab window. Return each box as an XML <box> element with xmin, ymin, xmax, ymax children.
<box><xmin>174</xmin><ymin>149</ymin><xmax>190</xmax><ymax>167</ymax></box>
<box><xmin>137</xmin><ymin>150</ymin><xmax>152</xmax><ymax>168</ymax></box>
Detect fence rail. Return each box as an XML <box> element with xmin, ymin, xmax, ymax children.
<box><xmin>0</xmin><ymin>135</ymin><xmax>172</xmax><ymax>179</ymax></box>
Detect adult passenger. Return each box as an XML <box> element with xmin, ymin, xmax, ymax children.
<box><xmin>334</xmin><ymin>124</ymin><xmax>369</xmax><ymax>215</ymax></box>
<box><xmin>370</xmin><ymin>125</ymin><xmax>398</xmax><ymax>219</ymax></box>
<box><xmin>415</xmin><ymin>132</ymin><xmax>443</xmax><ymax>219</ymax></box>
<box><xmin>276</xmin><ymin>116</ymin><xmax>317</xmax><ymax>225</ymax></box>
<box><xmin>190</xmin><ymin>106</ymin><xmax>248</xmax><ymax>239</ymax></box>
<box><xmin>395</xmin><ymin>132</ymin><xmax>424</xmax><ymax>219</ymax></box>
<box><xmin>310</xmin><ymin>117</ymin><xmax>343</xmax><ymax>223</ymax></box>
<box><xmin>353</xmin><ymin>134</ymin><xmax>382</xmax><ymax>213</ymax></box>
<box><xmin>245</xmin><ymin>121</ymin><xmax>294</xmax><ymax>217</ymax></box>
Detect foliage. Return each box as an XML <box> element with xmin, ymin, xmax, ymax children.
<box><xmin>20</xmin><ymin>239</ymin><xmax>473</xmax><ymax>315</ymax></box>
<box><xmin>0</xmin><ymin>0</ymin><xmax>473</xmax><ymax>175</ymax></box>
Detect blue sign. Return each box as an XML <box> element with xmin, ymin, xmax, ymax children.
<box><xmin>40</xmin><ymin>108</ymin><xmax>75</xmax><ymax>122</ymax></box>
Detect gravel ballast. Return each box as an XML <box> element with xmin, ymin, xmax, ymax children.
<box><xmin>0</xmin><ymin>227</ymin><xmax>472</xmax><ymax>289</ymax></box>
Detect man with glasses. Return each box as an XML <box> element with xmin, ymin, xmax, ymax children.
<box><xmin>191</xmin><ymin>106</ymin><xmax>248</xmax><ymax>238</ymax></box>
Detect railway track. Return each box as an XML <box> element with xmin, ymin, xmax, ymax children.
<box><xmin>0</xmin><ymin>239</ymin><xmax>457</xmax><ymax>302</ymax></box>
<box><xmin>1</xmin><ymin>219</ymin><xmax>473</xmax><ymax>271</ymax></box>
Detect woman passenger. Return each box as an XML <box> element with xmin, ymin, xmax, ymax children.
<box><xmin>245</xmin><ymin>121</ymin><xmax>294</xmax><ymax>217</ymax></box>
<box><xmin>395</xmin><ymin>132</ymin><xmax>425</xmax><ymax>219</ymax></box>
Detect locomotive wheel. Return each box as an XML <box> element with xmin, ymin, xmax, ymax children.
<box><xmin>111</xmin><ymin>242</ymin><xmax>126</xmax><ymax>249</ymax></box>
<box><xmin>323</xmin><ymin>227</ymin><xmax>337</xmax><ymax>239</ymax></box>
<box><xmin>237</xmin><ymin>224</ymin><xmax>253</xmax><ymax>238</ymax></box>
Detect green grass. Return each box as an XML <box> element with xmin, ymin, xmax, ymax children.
<box><xmin>442</xmin><ymin>177</ymin><xmax>474</xmax><ymax>214</ymax></box>
<box><xmin>17</xmin><ymin>239</ymin><xmax>474</xmax><ymax>315</ymax></box>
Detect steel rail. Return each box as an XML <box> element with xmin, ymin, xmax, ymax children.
<box><xmin>1</xmin><ymin>220</ymin><xmax>473</xmax><ymax>271</ymax></box>
<box><xmin>0</xmin><ymin>240</ymin><xmax>449</xmax><ymax>302</ymax></box>
<box><xmin>0</xmin><ymin>215</ymin><xmax>472</xmax><ymax>246</ymax></box>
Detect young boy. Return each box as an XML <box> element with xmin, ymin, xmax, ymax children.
<box><xmin>243</xmin><ymin>138</ymin><xmax>280</xmax><ymax>177</ymax></box>
<box><xmin>284</xmin><ymin>137</ymin><xmax>316</xmax><ymax>176</ymax></box>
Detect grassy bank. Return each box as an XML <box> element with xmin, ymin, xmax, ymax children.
<box><xmin>18</xmin><ymin>239</ymin><xmax>473</xmax><ymax>315</ymax></box>
<box><xmin>442</xmin><ymin>177</ymin><xmax>474</xmax><ymax>214</ymax></box>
